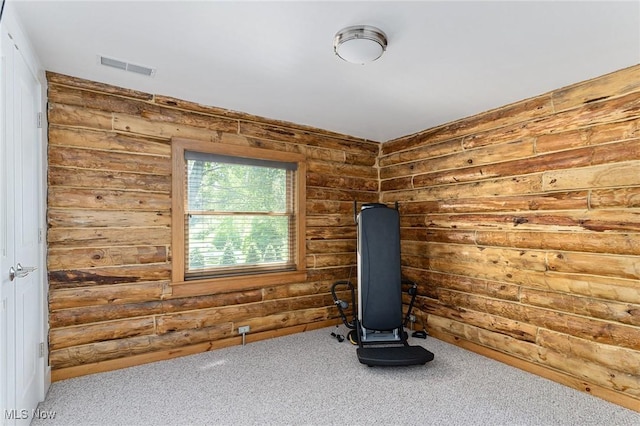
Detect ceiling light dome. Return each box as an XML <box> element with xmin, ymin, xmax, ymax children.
<box><xmin>333</xmin><ymin>25</ymin><xmax>387</xmax><ymax>64</ymax></box>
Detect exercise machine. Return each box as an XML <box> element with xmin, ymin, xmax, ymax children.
<box><xmin>331</xmin><ymin>202</ymin><xmax>434</xmax><ymax>367</ymax></box>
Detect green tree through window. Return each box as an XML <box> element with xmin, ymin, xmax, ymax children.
<box><xmin>184</xmin><ymin>151</ymin><xmax>297</xmax><ymax>278</ymax></box>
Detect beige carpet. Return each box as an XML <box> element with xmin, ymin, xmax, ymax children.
<box><xmin>33</xmin><ymin>326</ymin><xmax>639</xmax><ymax>425</ymax></box>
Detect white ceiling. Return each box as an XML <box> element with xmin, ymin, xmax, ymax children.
<box><xmin>11</xmin><ymin>1</ymin><xmax>640</xmax><ymax>142</ymax></box>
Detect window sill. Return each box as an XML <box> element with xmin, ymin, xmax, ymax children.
<box><xmin>171</xmin><ymin>270</ymin><xmax>307</xmax><ymax>298</ymax></box>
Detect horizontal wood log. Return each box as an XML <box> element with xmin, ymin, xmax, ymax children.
<box><xmin>462</xmin><ymin>91</ymin><xmax>640</xmax><ymax>150</ymax></box>
<box><xmin>400</xmin><ymin>268</ymin><xmax>439</xmax><ymax>299</ymax></box>
<box><xmin>551</xmin><ymin>65</ymin><xmax>640</xmax><ymax>112</ymax></box>
<box><xmin>238</xmin><ymin>121</ymin><xmax>378</xmax><ymax>154</ymax></box>
<box><xmin>47</xmin><ymin>227</ymin><xmax>171</xmax><ymax>248</ymax></box>
<box><xmin>51</xmin><ymin>319</ymin><xmax>340</xmax><ymax>382</ymax></box>
<box><xmin>380</xmin><ymin>139</ymin><xmax>535</xmax><ymax>180</ymax></box>
<box><xmin>547</xmin><ymin>251</ymin><xmax>640</xmax><ymax>280</ymax></box>
<box><xmin>49</xmin><ymin>126</ymin><xmax>170</xmax><ymax>155</ymax></box>
<box><xmin>305</xmin><ymin>266</ymin><xmax>353</xmax><ymax>282</ymax></box>
<box><xmin>429</xmin><ymin>314</ymin><xmax>640</xmax><ymax>399</ymax></box>
<box><xmin>157</xmin><ymin>99</ymin><xmax>328</xmax><ymax>137</ymax></box>
<box><xmin>436</xmin><ymin>289</ymin><xmax>640</xmax><ymax>350</ymax></box>
<box><xmin>536</xmin><ymin>118</ymin><xmax>640</xmax><ymax>153</ymax></box>
<box><xmin>48</xmin><ymin>187</ymin><xmax>171</xmax><ymax>211</ymax></box>
<box><xmin>344</xmin><ymin>151</ymin><xmax>378</xmax><ymax>167</ymax></box>
<box><xmin>47</xmin><ymin>72</ymin><xmax>154</xmax><ymax>100</ymax></box>
<box><xmin>379</xmin><ymin>176</ymin><xmax>413</xmax><ymax>192</ymax></box>
<box><xmin>48</xmin><ymin>102</ymin><xmax>113</xmax><ymax>131</ymax></box>
<box><xmin>50</xmin><ymin>289</ymin><xmax>264</xmax><ymax>328</ymax></box>
<box><xmin>49</xmin><ymin>281</ymin><xmax>169</xmax><ymax>310</ymax></box>
<box><xmin>306</xmin><ymin>187</ymin><xmax>378</xmax><ymax>203</ymax></box>
<box><xmin>49</xmin><ymin>264</ymin><xmax>171</xmax><ymax>289</ymax></box>
<box><xmin>162</xmin><ymin>289</ymin><xmax>264</xmax><ymax>312</ymax></box>
<box><xmin>49</xmin><ymin>145</ymin><xmax>170</xmax><ymax>175</ymax></box>
<box><xmin>401</xmin><ymin>254</ymin><xmax>432</xmax><ymax>270</ymax></box>
<box><xmin>520</xmin><ymin>287</ymin><xmax>640</xmax><ymax>326</ymax></box>
<box><xmin>383</xmin><ymin>174</ymin><xmax>544</xmax><ymax>203</ymax></box>
<box><xmin>47</xmin><ymin>209</ymin><xmax>170</xmax><ymax>228</ymax></box>
<box><xmin>591</xmin><ymin>186</ymin><xmax>640</xmax><ymax>209</ymax></box>
<box><xmin>152</xmin><ymin>96</ymin><xmax>369</xmax><ymax>150</ymax></box>
<box><xmin>398</xmin><ymin>191</ymin><xmax>588</xmax><ymax>214</ymax></box>
<box><xmin>307</xmin><ymin>171</ymin><xmax>378</xmax><ymax>191</ymax></box>
<box><xmin>413</xmin><ymin>258</ymin><xmax>640</xmax><ymax>305</ymax></box>
<box><xmin>427</xmin><ymin>314</ymin><xmax>541</xmax><ymax>362</ymax></box>
<box><xmin>383</xmin><ymin>96</ymin><xmax>553</xmax><ymax>154</ymax></box>
<box><xmin>418</xmin><ymin>270</ymin><xmax>519</xmax><ymax>301</ymax></box>
<box><xmin>533</xmin><ymin>272</ymin><xmax>640</xmax><ymax>305</ymax></box>
<box><xmin>422</xmin><ymin>210</ymin><xmax>640</xmax><ymax>233</ymax></box>
<box><xmin>537</xmin><ymin>329</ymin><xmax>640</xmax><ymax>376</ymax></box>
<box><xmin>401</xmin><ymin>228</ymin><xmax>476</xmax><ymax>245</ymax></box>
<box><xmin>543</xmin><ymin>160</ymin><xmax>640</xmax><ymax>191</ymax></box>
<box><xmin>48</xmin><ymin>166</ymin><xmax>171</xmax><ymax>193</ymax></box>
<box><xmin>306</xmin><ymin>226</ymin><xmax>356</xmax><ymax>240</ymax></box>
<box><xmin>124</xmin><ymin>103</ymin><xmax>240</xmax><ymax>133</ymax></box>
<box><xmin>306</xmin><ymin>200</ymin><xmax>360</xmax><ymax>215</ymax></box>
<box><xmin>427</xmin><ymin>319</ymin><xmax>640</xmax><ymax>413</ymax></box>
<box><xmin>48</xmin><ymin>84</ymin><xmax>154</xmax><ymax>117</ymax></box>
<box><xmin>156</xmin><ymin>298</ymin><xmax>332</xmax><ymax>334</ymax></box>
<box><xmin>537</xmin><ymin>345</ymin><xmax>640</xmax><ymax>398</ymax></box>
<box><xmin>50</xmin><ymin>322</ymin><xmax>234</xmax><ymax>369</ymax></box>
<box><xmin>308</xmin><ymin>253</ymin><xmax>356</xmax><ymax>268</ymax></box>
<box><xmin>378</xmin><ymin>138</ymin><xmax>463</xmax><ymax>168</ymax></box>
<box><xmin>427</xmin><ymin>256</ymin><xmax>543</xmax><ymax>287</ymax></box>
<box><xmin>154</xmin><ymin>94</ymin><xmax>370</xmax><ymax>143</ymax></box>
<box><xmin>112</xmin><ymin>112</ymin><xmax>228</xmax><ymax>141</ymax></box>
<box><xmin>139</xmin><ymin>103</ymin><xmax>241</xmax><ymax>133</ymax></box>
<box><xmin>424</xmin><ymin>302</ymin><xmax>538</xmax><ymax>342</ymax></box>
<box><xmin>262</xmin><ymin>279</ymin><xmax>338</xmax><ymax>300</ymax></box>
<box><xmin>233</xmin><ymin>306</ymin><xmax>335</xmax><ymax>335</ymax></box>
<box><xmin>301</xmin><ymin>144</ymin><xmax>345</xmax><ymax>164</ymax></box>
<box><xmin>265</xmin><ymin>294</ymin><xmax>336</xmax><ymax>313</ymax></box>
<box><xmin>50</xmin><ymin>317</ymin><xmax>156</xmax><ymax>350</ymax></box>
<box><xmin>306</xmin><ymin>239</ymin><xmax>356</xmax><ymax>254</ymax></box>
<box><xmin>50</xmin><ymin>301</ymin><xmax>163</xmax><ymax>329</ymax></box>
<box><xmin>475</xmin><ymin>230</ymin><xmax>640</xmax><ymax>256</ymax></box>
<box><xmin>245</xmin><ymin>142</ymin><xmax>375</xmax><ymax>168</ymax></box>
<box><xmin>398</xmin><ymin>139</ymin><xmax>640</xmax><ymax>188</ymax></box>
<box><xmin>306</xmin><ymin>214</ymin><xmax>356</xmax><ymax>227</ymax></box>
<box><xmin>307</xmin><ymin>159</ymin><xmax>378</xmax><ymax>179</ymax></box>
<box><xmin>402</xmin><ymin>241</ymin><xmax>547</xmax><ymax>272</ymax></box>
<box><xmin>218</xmin><ymin>132</ymin><xmax>289</xmax><ymax>152</ymax></box>
<box><xmin>48</xmin><ymin>246</ymin><xmax>168</xmax><ymax>270</ymax></box>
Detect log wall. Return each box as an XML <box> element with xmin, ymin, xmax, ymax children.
<box><xmin>47</xmin><ymin>65</ymin><xmax>640</xmax><ymax>411</ymax></box>
<box><xmin>380</xmin><ymin>65</ymin><xmax>640</xmax><ymax>411</ymax></box>
<box><xmin>46</xmin><ymin>72</ymin><xmax>379</xmax><ymax>380</ymax></box>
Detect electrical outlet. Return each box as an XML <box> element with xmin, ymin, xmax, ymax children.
<box><xmin>238</xmin><ymin>325</ymin><xmax>250</xmax><ymax>334</ymax></box>
<box><xmin>409</xmin><ymin>314</ymin><xmax>416</xmax><ymax>323</ymax></box>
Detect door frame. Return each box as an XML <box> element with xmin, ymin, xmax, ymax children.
<box><xmin>1</xmin><ymin>3</ymin><xmax>49</xmax><ymax>423</ymax></box>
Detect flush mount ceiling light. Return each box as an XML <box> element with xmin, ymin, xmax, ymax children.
<box><xmin>333</xmin><ymin>25</ymin><xmax>387</xmax><ymax>64</ymax></box>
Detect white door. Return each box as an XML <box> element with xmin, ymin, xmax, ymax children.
<box><xmin>1</xmin><ymin>27</ymin><xmax>44</xmax><ymax>425</ymax></box>
<box><xmin>13</xmin><ymin>34</ymin><xmax>42</xmax><ymax>423</ymax></box>
<box><xmin>1</xmin><ymin>28</ymin><xmax>18</xmax><ymax>426</ymax></box>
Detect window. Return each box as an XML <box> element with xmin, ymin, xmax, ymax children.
<box><xmin>171</xmin><ymin>138</ymin><xmax>306</xmax><ymax>295</ymax></box>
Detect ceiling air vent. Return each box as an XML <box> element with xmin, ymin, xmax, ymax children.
<box><xmin>98</xmin><ymin>55</ymin><xmax>156</xmax><ymax>77</ymax></box>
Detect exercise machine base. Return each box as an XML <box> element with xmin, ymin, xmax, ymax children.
<box><xmin>357</xmin><ymin>346</ymin><xmax>435</xmax><ymax>367</ymax></box>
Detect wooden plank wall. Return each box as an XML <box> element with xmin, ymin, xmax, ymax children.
<box><xmin>380</xmin><ymin>65</ymin><xmax>640</xmax><ymax>411</ymax></box>
<box><xmin>46</xmin><ymin>72</ymin><xmax>379</xmax><ymax>380</ymax></box>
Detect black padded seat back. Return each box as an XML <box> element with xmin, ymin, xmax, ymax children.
<box><xmin>359</xmin><ymin>205</ymin><xmax>402</xmax><ymax>331</ymax></box>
